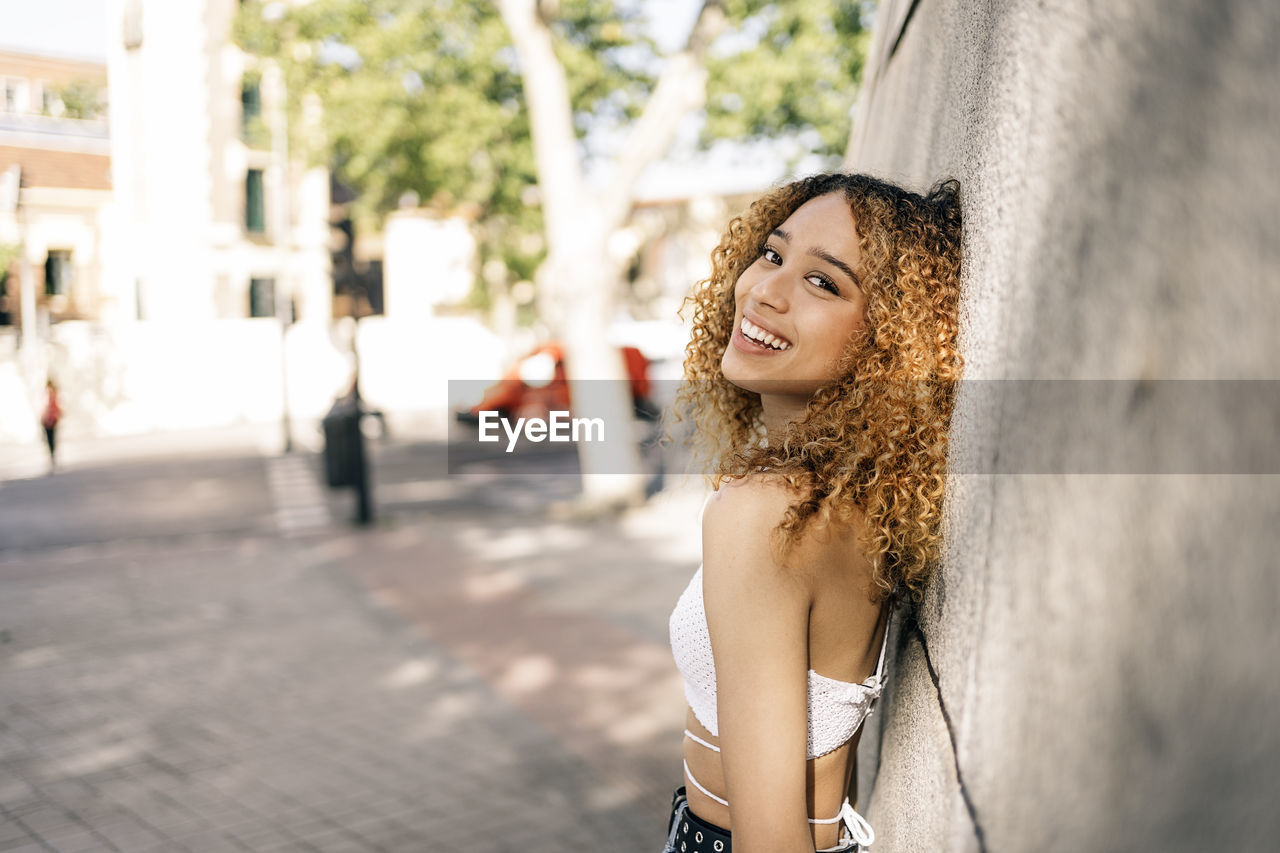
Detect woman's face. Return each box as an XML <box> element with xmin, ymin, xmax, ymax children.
<box><xmin>721</xmin><ymin>192</ymin><xmax>869</xmax><ymax>404</ymax></box>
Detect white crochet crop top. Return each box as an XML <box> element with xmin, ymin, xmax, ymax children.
<box><xmin>668</xmin><ymin>563</ymin><xmax>890</xmax><ymax>760</ymax></box>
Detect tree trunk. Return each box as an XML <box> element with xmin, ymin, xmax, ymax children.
<box><xmin>500</xmin><ymin>0</ymin><xmax>644</xmax><ymax>507</ymax></box>
<box><xmin>499</xmin><ymin>0</ymin><xmax>727</xmax><ymax>509</ymax></box>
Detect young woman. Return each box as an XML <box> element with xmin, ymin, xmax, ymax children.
<box><xmin>665</xmin><ymin>173</ymin><xmax>963</xmax><ymax>853</ymax></box>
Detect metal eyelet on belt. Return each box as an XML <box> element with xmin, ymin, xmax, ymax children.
<box><xmin>713</xmin><ymin>841</ymin><xmax>724</xmax><ymax>852</ymax></box>
<box><xmin>695</xmin><ymin>832</ymin><xmax>703</xmax><ymax>843</ymax></box>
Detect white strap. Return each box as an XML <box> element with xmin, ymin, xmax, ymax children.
<box><xmin>872</xmin><ymin>608</ymin><xmax>892</xmax><ymax>683</ymax></box>
<box><xmin>838</xmin><ymin>799</ymin><xmax>875</xmax><ymax>847</ymax></box>
<box><xmin>682</xmin><ymin>758</ymin><xmax>729</xmax><ymax>806</ymax></box>
<box><xmin>682</xmin><ymin>759</ymin><xmax>862</xmax><ymax>833</ymax></box>
<box><xmin>813</xmin><ymin>800</ymin><xmax>877</xmax><ymax>851</ymax></box>
<box><xmin>684</xmin><ymin>728</ymin><xmax>721</xmax><ymax>753</ymax></box>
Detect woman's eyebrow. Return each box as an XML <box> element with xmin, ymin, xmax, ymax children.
<box><xmin>771</xmin><ymin>227</ymin><xmax>860</xmax><ymax>284</ymax></box>
<box><xmin>809</xmin><ymin>247</ymin><xmax>860</xmax><ymax>285</ymax></box>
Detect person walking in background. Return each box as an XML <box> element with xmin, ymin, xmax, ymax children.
<box><xmin>41</xmin><ymin>378</ymin><xmax>61</xmax><ymax>473</ymax></box>
<box><xmin>664</xmin><ymin>173</ymin><xmax>964</xmax><ymax>852</ymax></box>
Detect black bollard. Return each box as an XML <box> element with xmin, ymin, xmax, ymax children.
<box><xmin>322</xmin><ymin>397</ymin><xmax>374</xmax><ymax>525</ymax></box>
<box><xmin>351</xmin><ymin>408</ymin><xmax>372</xmax><ymax>525</ymax></box>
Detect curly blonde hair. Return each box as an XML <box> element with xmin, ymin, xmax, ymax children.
<box><xmin>671</xmin><ymin>173</ymin><xmax>963</xmax><ymax>604</ymax></box>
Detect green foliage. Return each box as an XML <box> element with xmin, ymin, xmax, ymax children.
<box><xmin>238</xmin><ymin>1</ymin><xmax>527</xmax><ymax>212</ymax></box>
<box><xmin>0</xmin><ymin>242</ymin><xmax>19</xmax><ymax>295</ymax></box>
<box><xmin>548</xmin><ymin>0</ymin><xmax>658</xmax><ymax>134</ymax></box>
<box><xmin>704</xmin><ymin>0</ymin><xmax>871</xmax><ymax>157</ymax></box>
<box><xmin>236</xmin><ymin>0</ymin><xmax>546</xmax><ymax>302</ymax></box>
<box><xmin>234</xmin><ymin>1</ymin><xmax>874</xmax><ymax>307</ymax></box>
<box><xmin>50</xmin><ymin>79</ymin><xmax>105</xmax><ymax>120</ymax></box>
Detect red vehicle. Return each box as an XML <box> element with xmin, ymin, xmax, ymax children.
<box><xmin>457</xmin><ymin>342</ymin><xmax>656</xmax><ymax>423</ymax></box>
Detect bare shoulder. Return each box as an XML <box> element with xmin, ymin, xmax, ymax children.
<box><xmin>704</xmin><ymin>473</ymin><xmax>870</xmax><ymax>578</ymax></box>
<box><xmin>704</xmin><ymin>472</ymin><xmax>797</xmax><ymax>530</ymax></box>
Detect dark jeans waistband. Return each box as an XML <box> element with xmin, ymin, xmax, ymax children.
<box><xmin>664</xmin><ymin>787</ymin><xmax>731</xmax><ymax>853</ymax></box>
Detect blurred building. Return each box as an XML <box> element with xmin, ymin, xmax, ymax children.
<box><xmin>626</xmin><ymin>189</ymin><xmax>758</xmax><ymax>324</ymax></box>
<box><xmin>0</xmin><ymin>50</ymin><xmax>111</xmax><ymax>329</ymax></box>
<box><xmin>0</xmin><ymin>4</ymin><xmax>349</xmax><ymax>446</ymax></box>
<box><xmin>0</xmin><ymin>1</ymin><xmax>505</xmax><ymax>445</ymax></box>
<box><xmin>103</xmin><ymin>0</ymin><xmax>331</xmax><ymax>324</ymax></box>
<box><xmin>0</xmin><ymin>1</ymin><xmax>786</xmax><ymax>444</ymax></box>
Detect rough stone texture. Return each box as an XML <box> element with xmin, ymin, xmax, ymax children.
<box><xmin>847</xmin><ymin>1</ymin><xmax>1280</xmax><ymax>850</ymax></box>
<box><xmin>863</xmin><ymin>628</ymin><xmax>975</xmax><ymax>853</ymax></box>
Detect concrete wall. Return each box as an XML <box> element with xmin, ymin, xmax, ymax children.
<box><xmin>846</xmin><ymin>2</ymin><xmax>1280</xmax><ymax>850</ymax></box>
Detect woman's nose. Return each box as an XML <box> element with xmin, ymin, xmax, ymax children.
<box><xmin>750</xmin><ymin>269</ymin><xmax>791</xmax><ymax>312</ymax></box>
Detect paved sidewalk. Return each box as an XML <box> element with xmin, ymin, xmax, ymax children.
<box><xmin>0</xmin><ymin>449</ymin><xmax>706</xmax><ymax>852</ymax></box>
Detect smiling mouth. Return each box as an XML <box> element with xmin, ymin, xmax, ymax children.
<box><xmin>740</xmin><ymin>317</ymin><xmax>792</xmax><ymax>350</ymax></box>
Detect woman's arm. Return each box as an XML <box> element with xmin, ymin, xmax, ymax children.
<box><xmin>702</xmin><ymin>477</ymin><xmax>819</xmax><ymax>853</ymax></box>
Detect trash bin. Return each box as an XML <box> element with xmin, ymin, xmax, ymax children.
<box><xmin>322</xmin><ymin>399</ymin><xmax>360</xmax><ymax>488</ymax></box>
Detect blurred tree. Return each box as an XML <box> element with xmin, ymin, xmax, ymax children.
<box><xmin>0</xmin><ymin>243</ymin><xmax>19</xmax><ymax>277</ymax></box>
<box><xmin>50</xmin><ymin>80</ymin><xmax>106</xmax><ymax>120</ymax></box>
<box><xmin>236</xmin><ymin>0</ymin><xmax>872</xmax><ymax>504</ymax></box>
<box><xmin>234</xmin><ymin>0</ymin><xmax>870</xmax><ymax>305</ymax></box>
<box><xmin>0</xmin><ymin>242</ymin><xmax>19</xmax><ymax>294</ymax></box>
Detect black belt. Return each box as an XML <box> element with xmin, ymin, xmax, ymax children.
<box><xmin>665</xmin><ymin>787</ymin><xmax>732</xmax><ymax>853</ymax></box>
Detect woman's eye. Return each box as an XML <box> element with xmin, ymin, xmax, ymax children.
<box><xmin>808</xmin><ymin>274</ymin><xmax>840</xmax><ymax>296</ymax></box>
<box><xmin>761</xmin><ymin>246</ymin><xmax>782</xmax><ymax>265</ymax></box>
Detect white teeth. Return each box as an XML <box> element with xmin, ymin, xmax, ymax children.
<box><xmin>741</xmin><ymin>318</ymin><xmax>791</xmax><ymax>350</ymax></box>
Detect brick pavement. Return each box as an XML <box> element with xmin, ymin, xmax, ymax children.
<box><xmin>0</xmin><ymin>455</ymin><xmax>707</xmax><ymax>852</ymax></box>
<box><xmin>339</xmin><ymin>483</ymin><xmax>708</xmax><ymax>841</ymax></box>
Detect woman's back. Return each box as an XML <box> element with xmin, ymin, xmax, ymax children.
<box><xmin>675</xmin><ymin>474</ymin><xmax>889</xmax><ymax>850</ymax></box>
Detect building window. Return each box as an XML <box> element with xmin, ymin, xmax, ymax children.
<box><xmin>245</xmin><ymin>169</ymin><xmax>265</xmax><ymax>233</ymax></box>
<box><xmin>249</xmin><ymin>277</ymin><xmax>276</xmax><ymax>318</ymax></box>
<box><xmin>45</xmin><ymin>250</ymin><xmax>74</xmax><ymax>296</ymax></box>
<box><xmin>41</xmin><ymin>85</ymin><xmax>61</xmax><ymax>116</ymax></box>
<box><xmin>3</xmin><ymin>79</ymin><xmax>22</xmax><ymax>113</ymax></box>
<box><xmin>241</xmin><ymin>73</ymin><xmax>264</xmax><ymax>144</ymax></box>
